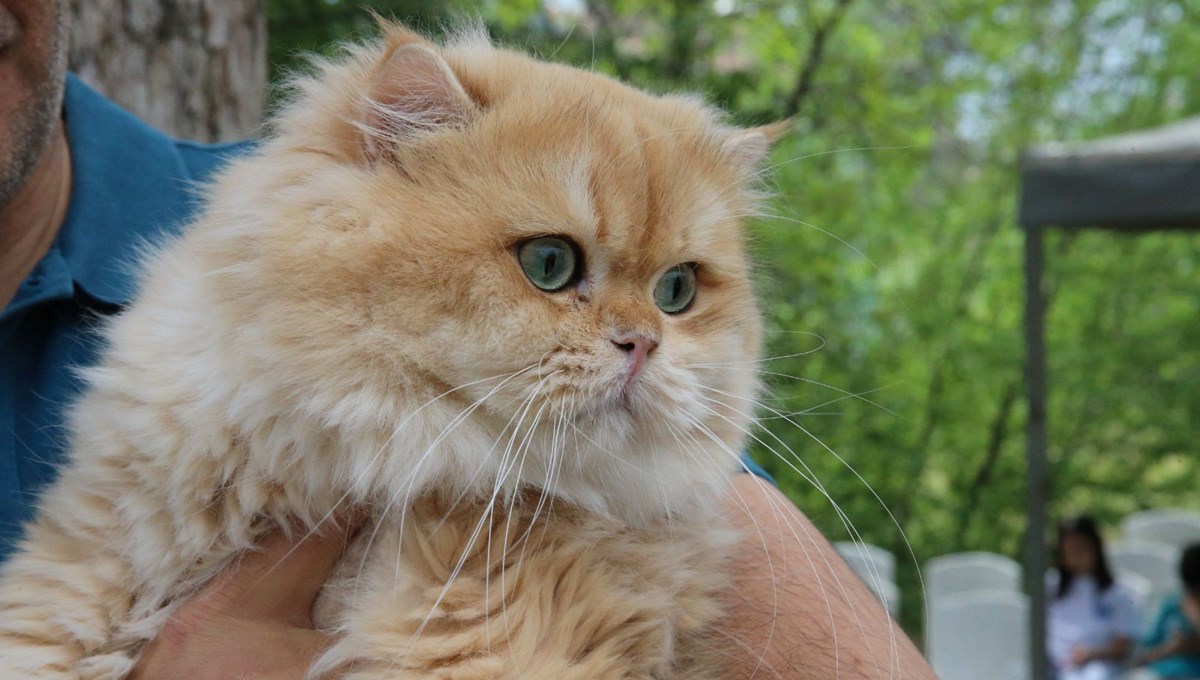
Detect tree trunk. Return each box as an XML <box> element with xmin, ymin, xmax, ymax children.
<box><xmin>67</xmin><ymin>0</ymin><xmax>266</xmax><ymax>142</ymax></box>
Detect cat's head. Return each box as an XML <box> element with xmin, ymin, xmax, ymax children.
<box><xmin>213</xmin><ymin>24</ymin><xmax>782</xmax><ymax>521</ymax></box>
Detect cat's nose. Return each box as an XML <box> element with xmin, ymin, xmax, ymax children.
<box><xmin>611</xmin><ymin>334</ymin><xmax>659</xmax><ymax>381</ymax></box>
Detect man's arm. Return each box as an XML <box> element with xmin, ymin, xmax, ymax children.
<box><xmin>720</xmin><ymin>475</ymin><xmax>936</xmax><ymax>679</ymax></box>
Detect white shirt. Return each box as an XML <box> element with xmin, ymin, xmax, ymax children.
<box><xmin>1047</xmin><ymin>574</ymin><xmax>1142</xmax><ymax>678</ymax></box>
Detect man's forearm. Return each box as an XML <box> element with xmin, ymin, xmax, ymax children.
<box><xmin>719</xmin><ymin>475</ymin><xmax>935</xmax><ymax>679</ymax></box>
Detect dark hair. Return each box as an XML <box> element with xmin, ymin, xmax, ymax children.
<box><xmin>1180</xmin><ymin>544</ymin><xmax>1200</xmax><ymax>595</ymax></box>
<box><xmin>1055</xmin><ymin>515</ymin><xmax>1115</xmax><ymax>599</ymax></box>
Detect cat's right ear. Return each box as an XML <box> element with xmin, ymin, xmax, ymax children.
<box><xmin>360</xmin><ymin>44</ymin><xmax>475</xmax><ymax>161</ymax></box>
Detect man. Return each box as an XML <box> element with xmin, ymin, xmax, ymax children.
<box><xmin>0</xmin><ymin>2</ymin><xmax>933</xmax><ymax>677</ymax></box>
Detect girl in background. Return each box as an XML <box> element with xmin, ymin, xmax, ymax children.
<box><xmin>1048</xmin><ymin>515</ymin><xmax>1142</xmax><ymax>680</ymax></box>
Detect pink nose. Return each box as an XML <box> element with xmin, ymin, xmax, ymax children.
<box><xmin>611</xmin><ymin>334</ymin><xmax>659</xmax><ymax>381</ymax></box>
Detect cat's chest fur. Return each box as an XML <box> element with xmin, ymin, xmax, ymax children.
<box><xmin>312</xmin><ymin>495</ymin><xmax>735</xmax><ymax>679</ymax></box>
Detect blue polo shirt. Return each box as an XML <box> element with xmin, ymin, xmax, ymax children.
<box><xmin>0</xmin><ymin>75</ymin><xmax>250</xmax><ymax>559</ymax></box>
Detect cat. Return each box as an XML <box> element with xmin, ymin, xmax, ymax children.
<box><xmin>0</xmin><ymin>21</ymin><xmax>783</xmax><ymax>679</ymax></box>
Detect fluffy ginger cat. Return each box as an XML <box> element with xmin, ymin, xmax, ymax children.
<box><xmin>0</xmin><ymin>21</ymin><xmax>784</xmax><ymax>679</ymax></box>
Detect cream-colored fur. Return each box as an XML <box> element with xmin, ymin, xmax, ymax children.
<box><xmin>312</xmin><ymin>493</ymin><xmax>736</xmax><ymax>679</ymax></box>
<box><xmin>0</xmin><ymin>23</ymin><xmax>774</xmax><ymax>679</ymax></box>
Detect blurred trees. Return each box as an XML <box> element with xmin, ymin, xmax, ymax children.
<box><xmin>267</xmin><ymin>0</ymin><xmax>1200</xmax><ymax>635</ymax></box>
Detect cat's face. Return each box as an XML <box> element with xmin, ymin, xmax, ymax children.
<box><xmin>236</xmin><ymin>26</ymin><xmax>776</xmax><ymax>517</ymax></box>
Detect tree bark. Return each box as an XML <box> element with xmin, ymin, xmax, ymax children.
<box><xmin>67</xmin><ymin>0</ymin><xmax>267</xmax><ymax>142</ymax></box>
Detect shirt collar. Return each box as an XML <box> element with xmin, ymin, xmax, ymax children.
<box><xmin>56</xmin><ymin>73</ymin><xmax>194</xmax><ymax>306</ymax></box>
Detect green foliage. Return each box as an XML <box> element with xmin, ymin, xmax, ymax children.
<box><xmin>268</xmin><ymin>0</ymin><xmax>1200</xmax><ymax>638</ymax></box>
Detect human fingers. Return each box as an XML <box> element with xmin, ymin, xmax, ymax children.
<box><xmin>202</xmin><ymin>512</ymin><xmax>363</xmax><ymax>625</ymax></box>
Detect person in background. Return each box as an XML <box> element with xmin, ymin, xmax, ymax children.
<box><xmin>1048</xmin><ymin>515</ymin><xmax>1142</xmax><ymax>680</ymax></box>
<box><xmin>1128</xmin><ymin>543</ymin><xmax>1200</xmax><ymax>679</ymax></box>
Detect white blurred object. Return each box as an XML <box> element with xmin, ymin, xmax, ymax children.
<box><xmin>1109</xmin><ymin>539</ymin><xmax>1181</xmax><ymax>612</ymax></box>
<box><xmin>926</xmin><ymin>551</ymin><xmax>1022</xmax><ymax>600</ymax></box>
<box><xmin>1121</xmin><ymin>509</ymin><xmax>1200</xmax><ymax>551</ymax></box>
<box><xmin>1115</xmin><ymin>570</ymin><xmax>1155</xmax><ymax>615</ymax></box>
<box><xmin>834</xmin><ymin>541</ymin><xmax>896</xmax><ymax>584</ymax></box>
<box><xmin>874</xmin><ymin>578</ymin><xmax>902</xmax><ymax>617</ymax></box>
<box><xmin>927</xmin><ymin>590</ymin><xmax>1030</xmax><ymax>680</ymax></box>
<box><xmin>834</xmin><ymin>542</ymin><xmax>900</xmax><ymax>616</ymax></box>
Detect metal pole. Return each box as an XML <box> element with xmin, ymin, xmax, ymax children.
<box><xmin>1023</xmin><ymin>224</ymin><xmax>1049</xmax><ymax>680</ymax></box>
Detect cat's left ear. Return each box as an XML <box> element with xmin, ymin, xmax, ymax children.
<box><xmin>360</xmin><ymin>43</ymin><xmax>476</xmax><ymax>161</ymax></box>
<box><xmin>722</xmin><ymin>120</ymin><xmax>791</xmax><ymax>170</ymax></box>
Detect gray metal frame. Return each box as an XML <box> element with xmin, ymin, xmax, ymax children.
<box><xmin>1018</xmin><ymin>116</ymin><xmax>1200</xmax><ymax>680</ymax></box>
<box><xmin>1022</xmin><ymin>224</ymin><xmax>1049</xmax><ymax>680</ymax></box>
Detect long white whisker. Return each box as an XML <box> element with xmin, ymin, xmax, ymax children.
<box><xmin>396</xmin><ymin>370</ymin><xmax>555</xmax><ymax>666</ymax></box>
<box><xmin>677</xmin><ymin>412</ymin><xmax>848</xmax><ymax>678</ymax></box>
<box><xmin>682</xmin><ymin>332</ymin><xmax>827</xmax><ymax>367</ymax></box>
<box><xmin>759</xmin><ymin>384</ymin><xmax>895</xmax><ymax>420</ymax></box>
<box><xmin>262</xmin><ymin>365</ymin><xmax>537</xmax><ymax>590</ymax></box>
<box><xmin>741</xmin><ymin>210</ymin><xmax>911</xmax><ymax>314</ymax></box>
<box><xmin>696</xmin><ymin>389</ymin><xmax>906</xmax><ymax>677</ymax></box>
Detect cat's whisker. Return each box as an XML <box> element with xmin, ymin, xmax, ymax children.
<box><xmin>663</xmin><ymin>419</ymin><xmax>788</xmax><ymax>678</ymax></box>
<box><xmin>508</xmin><ymin>397</ymin><xmax>569</xmax><ymax>574</ymax></box>
<box><xmin>755</xmin><ymin>384</ymin><xmax>894</xmax><ymax>419</ymax></box>
<box><xmin>700</xmin><ymin>420</ymin><xmax>906</xmax><ymax>680</ymax></box>
<box><xmin>397</xmin><ymin>371</ymin><xmax>555</xmax><ymax>667</ymax></box>
<box><xmin>752</xmin><ymin>145</ymin><xmax>912</xmax><ymax>183</ymax></box>
<box><xmin>559</xmin><ymin>416</ymin><xmax>640</xmax><ymax>470</ymax></box>
<box><xmin>372</xmin><ymin>393</ymin><xmax>539</xmax><ymax>676</ymax></box>
<box><xmin>689</xmin><ymin>397</ymin><xmax>868</xmax><ymax>586</ymax></box>
<box><xmin>420</xmin><ymin>369</ymin><xmax>566</xmax><ymax>546</ymax></box>
<box><xmin>681</xmin><ymin>336</ymin><xmax>826</xmax><ymax>367</ymax></box>
<box><xmin>257</xmin><ymin>365</ymin><xmax>541</xmax><ymax>592</ymax></box>
<box><xmin>503</xmin><ymin>406</ymin><xmax>565</xmax><ymax>606</ymax></box>
<box><xmin>531</xmin><ymin>386</ymin><xmax>579</xmax><ymax>551</ymax></box>
<box><xmin>453</xmin><ymin>402</ymin><xmax>549</xmax><ymax>658</ymax></box>
<box><xmin>699</xmin><ymin>382</ymin><xmax>926</xmax><ymax>623</ymax></box>
<box><xmin>653</xmin><ymin>439</ymin><xmax>675</xmax><ymax>537</ymax></box>
<box><xmin>384</xmin><ymin>372</ymin><xmax>556</xmax><ymax>672</ymax></box>
<box><xmin>356</xmin><ymin>365</ymin><xmax>545</xmax><ymax>601</ymax></box>
<box><xmin>674</xmin><ymin>412</ymin><xmax>850</xmax><ymax>678</ymax></box>
<box><xmin>752</xmin><ymin>369</ymin><xmax>900</xmax><ymax>419</ymax></box>
<box><xmin>382</xmin><ymin>367</ymin><xmax>535</xmax><ymax>513</ymax></box>
<box><xmin>739</xmin><ymin>209</ymin><xmax>912</xmax><ymax>316</ymax></box>
<box><xmin>492</xmin><ymin>400</ymin><xmax>549</xmax><ymax>661</ymax></box>
<box><xmin>693</xmin><ymin>389</ymin><xmax>908</xmax><ymax>677</ymax></box>
<box><xmin>706</xmin><ymin>145</ymin><xmax>914</xmax><ymax>203</ymax></box>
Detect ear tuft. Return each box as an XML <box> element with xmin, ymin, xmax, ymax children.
<box><xmin>723</xmin><ymin>119</ymin><xmax>791</xmax><ymax>170</ymax></box>
<box><xmin>360</xmin><ymin>44</ymin><xmax>475</xmax><ymax>160</ymax></box>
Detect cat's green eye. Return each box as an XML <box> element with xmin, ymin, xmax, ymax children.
<box><xmin>654</xmin><ymin>264</ymin><xmax>697</xmax><ymax>314</ymax></box>
<box><xmin>518</xmin><ymin>236</ymin><xmax>580</xmax><ymax>292</ymax></box>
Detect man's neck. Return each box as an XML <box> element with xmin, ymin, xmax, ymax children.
<box><xmin>0</xmin><ymin>122</ymin><xmax>71</xmax><ymax>312</ymax></box>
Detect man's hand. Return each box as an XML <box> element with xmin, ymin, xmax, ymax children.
<box><xmin>131</xmin><ymin>520</ymin><xmax>358</xmax><ymax>680</ymax></box>
<box><xmin>719</xmin><ymin>475</ymin><xmax>936</xmax><ymax>679</ymax></box>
